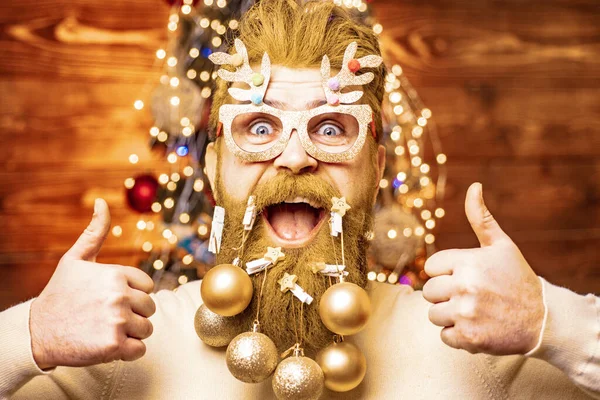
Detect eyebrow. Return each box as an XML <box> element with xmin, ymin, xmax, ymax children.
<box><xmin>263</xmin><ymin>99</ymin><xmax>327</xmax><ymax>110</ymax></box>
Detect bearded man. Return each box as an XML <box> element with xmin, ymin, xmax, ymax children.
<box><xmin>1</xmin><ymin>1</ymin><xmax>598</xmax><ymax>399</ymax></box>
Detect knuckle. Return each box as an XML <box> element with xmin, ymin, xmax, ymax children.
<box><xmin>461</xmin><ymin>326</ymin><xmax>484</xmax><ymax>349</ymax></box>
<box><xmin>100</xmin><ymin>339</ymin><xmax>122</xmax><ymax>363</ymax></box>
<box><xmin>459</xmin><ymin>280</ymin><xmax>480</xmax><ymax>296</ymax></box>
<box><xmin>464</xmin><ymin>344</ymin><xmax>479</xmax><ymax>354</ymax></box>
<box><xmin>456</xmin><ymin>252</ymin><xmax>477</xmax><ymax>270</ymax></box>
<box><xmin>105</xmin><ymin>271</ymin><xmax>127</xmax><ymax>291</ymax></box>
<box><xmin>108</xmin><ymin>291</ymin><xmax>128</xmax><ymax>308</ymax></box>
<box><xmin>458</xmin><ymin>299</ymin><xmax>478</xmax><ymax>320</ymax></box>
<box><xmin>105</xmin><ymin>340</ymin><xmax>121</xmax><ymax>355</ymax></box>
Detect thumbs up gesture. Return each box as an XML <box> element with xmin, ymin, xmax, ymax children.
<box><xmin>423</xmin><ymin>183</ymin><xmax>545</xmax><ymax>355</ymax></box>
<box><xmin>29</xmin><ymin>199</ymin><xmax>156</xmax><ymax>369</ymax></box>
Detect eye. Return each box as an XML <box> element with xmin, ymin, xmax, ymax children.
<box><xmin>249</xmin><ymin>120</ymin><xmax>274</xmax><ymax>135</ymax></box>
<box><xmin>316</xmin><ymin>123</ymin><xmax>343</xmax><ymax>137</ymax></box>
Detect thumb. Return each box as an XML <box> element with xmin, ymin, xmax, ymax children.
<box><xmin>465</xmin><ymin>182</ymin><xmax>508</xmax><ymax>247</ymax></box>
<box><xmin>64</xmin><ymin>198</ymin><xmax>111</xmax><ymax>261</ymax></box>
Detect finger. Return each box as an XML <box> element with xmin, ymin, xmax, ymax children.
<box><xmin>64</xmin><ymin>199</ymin><xmax>111</xmax><ymax>262</ymax></box>
<box><xmin>120</xmin><ymin>337</ymin><xmax>147</xmax><ymax>362</ymax></box>
<box><xmin>422</xmin><ymin>275</ymin><xmax>455</xmax><ymax>304</ymax></box>
<box><xmin>122</xmin><ymin>266</ymin><xmax>155</xmax><ymax>294</ymax></box>
<box><xmin>424</xmin><ymin>249</ymin><xmax>466</xmax><ymax>277</ymax></box>
<box><xmin>428</xmin><ymin>301</ymin><xmax>456</xmax><ymax>327</ymax></box>
<box><xmin>128</xmin><ymin>289</ymin><xmax>156</xmax><ymax>318</ymax></box>
<box><xmin>440</xmin><ymin>326</ymin><xmax>461</xmax><ymax>350</ymax></box>
<box><xmin>464</xmin><ymin>182</ymin><xmax>509</xmax><ymax>247</ymax></box>
<box><xmin>125</xmin><ymin>312</ymin><xmax>154</xmax><ymax>340</ymax></box>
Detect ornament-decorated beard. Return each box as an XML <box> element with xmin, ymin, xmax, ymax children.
<box><xmin>213</xmin><ymin>149</ymin><xmax>378</xmax><ymax>353</ymax></box>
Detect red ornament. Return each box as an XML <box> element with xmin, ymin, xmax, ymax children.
<box><xmin>348</xmin><ymin>59</ymin><xmax>361</xmax><ymax>73</ymax></box>
<box><xmin>126</xmin><ymin>174</ymin><xmax>159</xmax><ymax>213</ymax></box>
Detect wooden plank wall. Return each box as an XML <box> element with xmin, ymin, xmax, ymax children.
<box><xmin>0</xmin><ymin>0</ymin><xmax>598</xmax><ymax>310</ymax></box>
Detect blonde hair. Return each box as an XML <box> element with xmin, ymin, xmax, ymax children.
<box><xmin>208</xmin><ymin>0</ymin><xmax>386</xmax><ymax>141</ymax></box>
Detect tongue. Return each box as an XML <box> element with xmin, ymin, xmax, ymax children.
<box><xmin>268</xmin><ymin>203</ymin><xmax>319</xmax><ymax>240</ymax></box>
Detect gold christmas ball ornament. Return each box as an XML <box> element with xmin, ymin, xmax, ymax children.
<box><xmin>226</xmin><ymin>332</ymin><xmax>279</xmax><ymax>383</ymax></box>
<box><xmin>316</xmin><ymin>341</ymin><xmax>367</xmax><ymax>392</ymax></box>
<box><xmin>200</xmin><ymin>264</ymin><xmax>253</xmax><ymax>316</ymax></box>
<box><xmin>272</xmin><ymin>356</ymin><xmax>324</xmax><ymax>400</ymax></box>
<box><xmin>319</xmin><ymin>282</ymin><xmax>371</xmax><ymax>335</ymax></box>
<box><xmin>194</xmin><ymin>304</ymin><xmax>242</xmax><ymax>347</ymax></box>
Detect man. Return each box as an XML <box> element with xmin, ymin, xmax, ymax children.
<box><xmin>1</xmin><ymin>1</ymin><xmax>598</xmax><ymax>399</ymax></box>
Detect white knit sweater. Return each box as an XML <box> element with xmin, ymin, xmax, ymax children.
<box><xmin>1</xmin><ymin>278</ymin><xmax>598</xmax><ymax>399</ymax></box>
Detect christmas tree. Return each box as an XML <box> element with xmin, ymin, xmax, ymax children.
<box><xmin>118</xmin><ymin>0</ymin><xmax>447</xmax><ymax>291</ymax></box>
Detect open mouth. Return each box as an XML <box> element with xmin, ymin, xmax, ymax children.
<box><xmin>262</xmin><ymin>197</ymin><xmax>327</xmax><ymax>247</ymax></box>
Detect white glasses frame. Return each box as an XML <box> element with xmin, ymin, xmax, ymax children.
<box><xmin>218</xmin><ymin>103</ymin><xmax>374</xmax><ymax>163</ymax></box>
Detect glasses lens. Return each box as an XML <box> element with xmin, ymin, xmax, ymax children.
<box><xmin>231</xmin><ymin>112</ymin><xmax>284</xmax><ymax>153</ymax></box>
<box><xmin>307</xmin><ymin>113</ymin><xmax>360</xmax><ymax>154</ymax></box>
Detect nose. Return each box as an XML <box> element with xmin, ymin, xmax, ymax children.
<box><xmin>273</xmin><ymin>130</ymin><xmax>318</xmax><ymax>174</ymax></box>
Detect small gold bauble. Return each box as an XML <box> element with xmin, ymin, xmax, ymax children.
<box><xmin>200</xmin><ymin>264</ymin><xmax>253</xmax><ymax>316</ymax></box>
<box><xmin>319</xmin><ymin>282</ymin><xmax>371</xmax><ymax>335</ymax></box>
<box><xmin>226</xmin><ymin>332</ymin><xmax>279</xmax><ymax>383</ymax></box>
<box><xmin>272</xmin><ymin>356</ymin><xmax>324</xmax><ymax>400</ymax></box>
<box><xmin>194</xmin><ymin>304</ymin><xmax>243</xmax><ymax>347</ymax></box>
<box><xmin>316</xmin><ymin>341</ymin><xmax>367</xmax><ymax>392</ymax></box>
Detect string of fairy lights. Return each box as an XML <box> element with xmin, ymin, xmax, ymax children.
<box><xmin>367</xmin><ymin>66</ymin><xmax>447</xmax><ymax>286</ymax></box>
<box><xmin>113</xmin><ymin>0</ymin><xmax>448</xmax><ymax>290</ymax></box>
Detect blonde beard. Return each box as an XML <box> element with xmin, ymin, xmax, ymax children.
<box><xmin>213</xmin><ymin>147</ymin><xmax>378</xmax><ymax>354</ymax></box>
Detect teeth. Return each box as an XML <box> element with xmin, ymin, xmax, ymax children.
<box><xmin>284</xmin><ymin>196</ymin><xmax>320</xmax><ymax>209</ymax></box>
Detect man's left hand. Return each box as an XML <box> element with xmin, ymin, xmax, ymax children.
<box><xmin>422</xmin><ymin>182</ymin><xmax>545</xmax><ymax>355</ymax></box>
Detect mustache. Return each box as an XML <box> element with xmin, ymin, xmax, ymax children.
<box><xmin>250</xmin><ymin>172</ymin><xmax>341</xmax><ymax>212</ymax></box>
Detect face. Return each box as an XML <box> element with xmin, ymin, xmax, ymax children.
<box><xmin>205</xmin><ymin>66</ymin><xmax>386</xmax><ymax>352</ymax></box>
<box><xmin>206</xmin><ymin>66</ymin><xmax>385</xmax><ymax>248</ymax></box>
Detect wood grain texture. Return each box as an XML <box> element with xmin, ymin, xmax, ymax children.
<box><xmin>1</xmin><ymin>0</ymin><xmax>599</xmax><ymax>310</ymax></box>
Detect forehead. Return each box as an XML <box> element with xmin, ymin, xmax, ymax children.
<box><xmin>234</xmin><ymin>66</ymin><xmax>326</xmax><ymax>111</ymax></box>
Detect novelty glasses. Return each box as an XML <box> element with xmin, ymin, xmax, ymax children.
<box><xmin>218</xmin><ymin>102</ymin><xmax>373</xmax><ymax>163</ymax></box>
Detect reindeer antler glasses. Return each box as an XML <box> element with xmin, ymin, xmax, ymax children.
<box><xmin>209</xmin><ymin>39</ymin><xmax>382</xmax><ymax>163</ymax></box>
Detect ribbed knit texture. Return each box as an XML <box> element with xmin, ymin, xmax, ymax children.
<box><xmin>0</xmin><ymin>299</ymin><xmax>54</xmax><ymax>399</ymax></box>
<box><xmin>526</xmin><ymin>278</ymin><xmax>600</xmax><ymax>398</ymax></box>
<box><xmin>1</xmin><ymin>280</ymin><xmax>598</xmax><ymax>399</ymax></box>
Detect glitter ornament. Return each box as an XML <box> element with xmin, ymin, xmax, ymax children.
<box><xmin>194</xmin><ymin>304</ymin><xmax>243</xmax><ymax>347</ymax></box>
<box><xmin>370</xmin><ymin>205</ymin><xmax>423</xmax><ymax>270</ymax></box>
<box><xmin>319</xmin><ymin>282</ymin><xmax>371</xmax><ymax>335</ymax></box>
<box><xmin>316</xmin><ymin>341</ymin><xmax>367</xmax><ymax>392</ymax></box>
<box><xmin>200</xmin><ymin>264</ymin><xmax>253</xmax><ymax>316</ymax></box>
<box><xmin>226</xmin><ymin>331</ymin><xmax>279</xmax><ymax>383</ymax></box>
<box><xmin>126</xmin><ymin>174</ymin><xmax>159</xmax><ymax>213</ymax></box>
<box><xmin>272</xmin><ymin>354</ymin><xmax>324</xmax><ymax>400</ymax></box>
<box><xmin>151</xmin><ymin>77</ymin><xmax>203</xmax><ymax>134</ymax></box>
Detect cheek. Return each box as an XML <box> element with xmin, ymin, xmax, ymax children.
<box><xmin>219</xmin><ymin>153</ymin><xmax>266</xmax><ymax>201</ymax></box>
<box><xmin>325</xmin><ymin>162</ymin><xmax>375</xmax><ymax>203</ymax></box>
<box><xmin>332</xmin><ymin>148</ymin><xmax>378</xmax><ymax>204</ymax></box>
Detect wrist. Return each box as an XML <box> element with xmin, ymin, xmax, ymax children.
<box><xmin>524</xmin><ymin>276</ymin><xmax>548</xmax><ymax>355</ymax></box>
<box><xmin>29</xmin><ymin>298</ymin><xmax>56</xmax><ymax>370</ymax></box>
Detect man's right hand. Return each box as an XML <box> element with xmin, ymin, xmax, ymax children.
<box><xmin>30</xmin><ymin>199</ymin><xmax>156</xmax><ymax>369</ymax></box>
